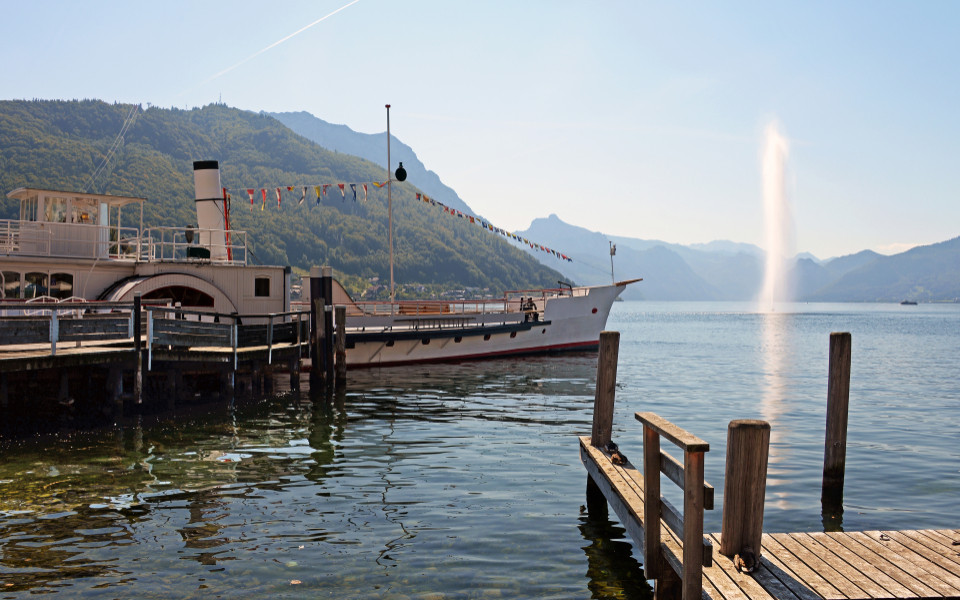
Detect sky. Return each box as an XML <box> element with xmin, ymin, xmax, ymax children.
<box><xmin>4</xmin><ymin>0</ymin><xmax>958</xmax><ymax>260</ymax></box>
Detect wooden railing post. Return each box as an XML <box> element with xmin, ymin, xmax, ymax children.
<box><xmin>642</xmin><ymin>422</ymin><xmax>662</xmax><ymax>581</ymax></box>
<box><xmin>822</xmin><ymin>331</ymin><xmax>851</xmax><ymax>510</ymax></box>
<box><xmin>720</xmin><ymin>420</ymin><xmax>771</xmax><ymax>559</ymax></box>
<box><xmin>682</xmin><ymin>448</ymin><xmax>705</xmax><ymax>598</ymax></box>
<box><xmin>590</xmin><ymin>331</ymin><xmax>620</xmax><ymax>448</ymax></box>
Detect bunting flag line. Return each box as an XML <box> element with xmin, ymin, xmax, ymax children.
<box><xmin>223</xmin><ymin>179</ymin><xmax>573</xmax><ymax>262</ymax></box>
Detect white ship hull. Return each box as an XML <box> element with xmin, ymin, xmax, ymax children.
<box><xmin>340</xmin><ymin>280</ymin><xmax>634</xmax><ymax>367</ymax></box>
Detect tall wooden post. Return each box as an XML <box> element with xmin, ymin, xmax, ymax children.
<box><xmin>590</xmin><ymin>331</ymin><xmax>620</xmax><ymax>448</ymax></box>
<box><xmin>720</xmin><ymin>420</ymin><xmax>771</xmax><ymax>558</ymax></box>
<box><xmin>334</xmin><ymin>305</ymin><xmax>346</xmax><ymax>384</ymax></box>
<box><xmin>321</xmin><ymin>267</ymin><xmax>334</xmax><ymax>383</ymax></box>
<box><xmin>822</xmin><ymin>332</ymin><xmax>852</xmax><ymax>509</ymax></box>
<box><xmin>133</xmin><ymin>293</ymin><xmax>142</xmax><ymax>405</ymax></box>
<box><xmin>309</xmin><ymin>266</ymin><xmax>322</xmax><ymax>388</ymax></box>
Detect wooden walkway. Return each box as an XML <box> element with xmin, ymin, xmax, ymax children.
<box><xmin>581</xmin><ymin>437</ymin><xmax>960</xmax><ymax>599</ymax></box>
<box><xmin>581</xmin><ymin>331</ymin><xmax>959</xmax><ymax>600</ymax></box>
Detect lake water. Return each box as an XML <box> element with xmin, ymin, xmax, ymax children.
<box><xmin>1</xmin><ymin>301</ymin><xmax>958</xmax><ymax>599</ymax></box>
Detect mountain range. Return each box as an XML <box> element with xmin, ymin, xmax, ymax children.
<box><xmin>266</xmin><ymin>110</ymin><xmax>960</xmax><ymax>303</ymax></box>
<box><xmin>3</xmin><ymin>100</ymin><xmax>958</xmax><ymax>302</ymax></box>
<box><xmin>0</xmin><ymin>100</ymin><xmax>564</xmax><ymax>298</ymax></box>
<box><xmin>517</xmin><ymin>215</ymin><xmax>960</xmax><ymax>301</ymax></box>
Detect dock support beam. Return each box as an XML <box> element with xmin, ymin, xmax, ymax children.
<box><xmin>321</xmin><ymin>267</ymin><xmax>334</xmax><ymax>384</ymax></box>
<box><xmin>133</xmin><ymin>293</ymin><xmax>143</xmax><ymax>405</ymax></box>
<box><xmin>309</xmin><ymin>265</ymin><xmax>335</xmax><ymax>388</ymax></box>
<box><xmin>822</xmin><ymin>331</ymin><xmax>851</xmax><ymax>516</ymax></box>
<box><xmin>719</xmin><ymin>420</ymin><xmax>770</xmax><ymax>560</ymax></box>
<box><xmin>334</xmin><ymin>305</ymin><xmax>346</xmax><ymax>385</ymax></box>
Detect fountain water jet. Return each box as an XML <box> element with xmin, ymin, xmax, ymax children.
<box><xmin>759</xmin><ymin>121</ymin><xmax>794</xmax><ymax>310</ymax></box>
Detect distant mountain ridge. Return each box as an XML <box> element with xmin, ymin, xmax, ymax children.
<box><xmin>516</xmin><ymin>215</ymin><xmax>960</xmax><ymax>302</ymax></box>
<box><xmin>6</xmin><ymin>100</ymin><xmax>955</xmax><ymax>303</ymax></box>
<box><xmin>268</xmin><ymin>111</ymin><xmax>472</xmax><ymax>215</ymax></box>
<box><xmin>0</xmin><ymin>99</ymin><xmax>565</xmax><ymax>298</ymax></box>
<box><xmin>262</xmin><ymin>110</ymin><xmax>960</xmax><ymax>303</ymax></box>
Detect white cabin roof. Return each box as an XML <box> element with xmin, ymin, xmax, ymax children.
<box><xmin>6</xmin><ymin>187</ymin><xmax>146</xmax><ymax>209</ymax></box>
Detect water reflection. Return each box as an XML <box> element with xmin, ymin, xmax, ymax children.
<box><xmin>759</xmin><ymin>310</ymin><xmax>796</xmax><ymax>511</ymax></box>
<box><xmin>580</xmin><ymin>477</ymin><xmax>652</xmax><ymax>599</ymax></box>
<box><xmin>1</xmin><ymin>353</ymin><xmax>633</xmax><ymax>598</ymax></box>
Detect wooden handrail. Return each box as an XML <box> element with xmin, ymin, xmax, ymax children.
<box><xmin>637</xmin><ymin>411</ymin><xmax>711</xmax><ymax>600</ymax></box>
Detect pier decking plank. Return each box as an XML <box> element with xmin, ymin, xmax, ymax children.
<box><xmin>896</xmin><ymin>531</ymin><xmax>960</xmax><ymax>574</ymax></box>
<box><xmin>581</xmin><ymin>436</ymin><xmax>960</xmax><ymax>600</ymax></box>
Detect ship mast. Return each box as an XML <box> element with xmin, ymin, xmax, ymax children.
<box><xmin>386</xmin><ymin>104</ymin><xmax>395</xmax><ymax>306</ymax></box>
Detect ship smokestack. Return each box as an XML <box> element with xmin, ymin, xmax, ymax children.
<box><xmin>192</xmin><ymin>160</ymin><xmax>228</xmax><ymax>260</ymax></box>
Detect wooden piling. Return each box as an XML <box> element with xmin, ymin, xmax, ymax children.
<box><xmin>590</xmin><ymin>331</ymin><xmax>620</xmax><ymax>448</ymax></box>
<box><xmin>133</xmin><ymin>293</ymin><xmax>143</xmax><ymax>405</ymax></box>
<box><xmin>719</xmin><ymin>419</ymin><xmax>771</xmax><ymax>558</ymax></box>
<box><xmin>321</xmin><ymin>266</ymin><xmax>334</xmax><ymax>383</ymax></box>
<box><xmin>334</xmin><ymin>305</ymin><xmax>346</xmax><ymax>383</ymax></box>
<box><xmin>106</xmin><ymin>366</ymin><xmax>122</xmax><ymax>416</ymax></box>
<box><xmin>309</xmin><ymin>266</ymin><xmax>322</xmax><ymax>388</ymax></box>
<box><xmin>822</xmin><ymin>331</ymin><xmax>852</xmax><ymax>509</ymax></box>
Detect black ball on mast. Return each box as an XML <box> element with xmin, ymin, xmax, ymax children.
<box><xmin>395</xmin><ymin>162</ymin><xmax>407</xmax><ymax>182</ymax></box>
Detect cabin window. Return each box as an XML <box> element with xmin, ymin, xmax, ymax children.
<box><xmin>24</xmin><ymin>272</ymin><xmax>48</xmax><ymax>299</ymax></box>
<box><xmin>43</xmin><ymin>197</ymin><xmax>68</xmax><ymax>223</ymax></box>
<box><xmin>254</xmin><ymin>277</ymin><xmax>271</xmax><ymax>297</ymax></box>
<box><xmin>50</xmin><ymin>273</ymin><xmax>74</xmax><ymax>300</ymax></box>
<box><xmin>20</xmin><ymin>197</ymin><xmax>38</xmax><ymax>222</ymax></box>
<box><xmin>70</xmin><ymin>199</ymin><xmax>98</xmax><ymax>225</ymax></box>
<box><xmin>1</xmin><ymin>272</ymin><xmax>20</xmax><ymax>299</ymax></box>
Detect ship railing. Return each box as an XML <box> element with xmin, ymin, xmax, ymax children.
<box><xmin>292</xmin><ymin>296</ymin><xmax>547</xmax><ymax>328</ymax></box>
<box><xmin>349</xmin><ymin>298</ymin><xmax>514</xmax><ymax>318</ymax></box>
<box><xmin>141</xmin><ymin>227</ymin><xmax>249</xmax><ymax>264</ymax></box>
<box><xmin>0</xmin><ymin>219</ymin><xmax>141</xmax><ymax>259</ymax></box>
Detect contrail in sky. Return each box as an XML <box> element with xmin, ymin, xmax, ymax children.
<box><xmin>184</xmin><ymin>0</ymin><xmax>360</xmax><ymax>94</ymax></box>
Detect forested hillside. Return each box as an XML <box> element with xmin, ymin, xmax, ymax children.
<box><xmin>0</xmin><ymin>100</ymin><xmax>565</xmax><ymax>297</ymax></box>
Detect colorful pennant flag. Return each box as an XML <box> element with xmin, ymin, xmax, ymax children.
<box><xmin>224</xmin><ymin>179</ymin><xmax>572</xmax><ymax>261</ymax></box>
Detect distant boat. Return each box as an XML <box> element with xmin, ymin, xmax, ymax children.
<box><xmin>900</xmin><ymin>300</ymin><xmax>918</xmax><ymax>305</ymax></box>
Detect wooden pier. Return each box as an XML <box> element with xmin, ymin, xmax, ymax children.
<box><xmin>582</xmin><ymin>331</ymin><xmax>960</xmax><ymax>600</ymax></box>
<box><xmin>0</xmin><ymin>299</ymin><xmax>314</xmax><ymax>422</ymax></box>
